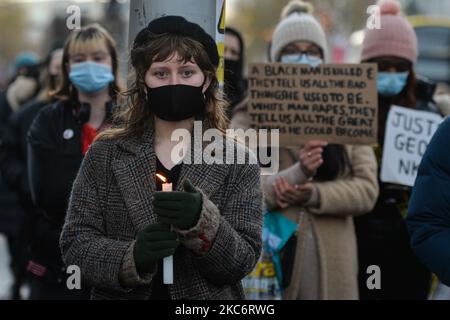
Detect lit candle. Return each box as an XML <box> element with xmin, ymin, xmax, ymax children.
<box><xmin>156</xmin><ymin>173</ymin><xmax>174</xmax><ymax>285</ymax></box>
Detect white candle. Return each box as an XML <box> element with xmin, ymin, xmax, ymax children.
<box><xmin>162</xmin><ymin>182</ymin><xmax>173</xmax><ymax>192</ymax></box>
<box><xmin>163</xmin><ymin>255</ymin><xmax>173</xmax><ymax>284</ymax></box>
<box><xmin>156</xmin><ymin>173</ymin><xmax>174</xmax><ymax>285</ymax></box>
<box><xmin>162</xmin><ymin>181</ymin><xmax>174</xmax><ymax>284</ymax></box>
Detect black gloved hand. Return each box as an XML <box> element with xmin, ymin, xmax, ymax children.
<box><xmin>133</xmin><ymin>222</ymin><xmax>179</xmax><ymax>276</ymax></box>
<box><xmin>154</xmin><ymin>179</ymin><xmax>203</xmax><ymax>230</ymax></box>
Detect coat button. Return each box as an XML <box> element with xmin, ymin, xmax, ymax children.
<box><xmin>63</xmin><ymin>129</ymin><xmax>74</xmax><ymax>140</ymax></box>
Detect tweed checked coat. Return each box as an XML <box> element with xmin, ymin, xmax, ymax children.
<box><xmin>59</xmin><ymin>126</ymin><xmax>263</xmax><ymax>300</ymax></box>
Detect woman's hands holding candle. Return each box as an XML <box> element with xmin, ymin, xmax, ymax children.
<box><xmin>133</xmin><ymin>222</ymin><xmax>179</xmax><ymax>276</ymax></box>
<box><xmin>154</xmin><ymin>179</ymin><xmax>203</xmax><ymax>230</ymax></box>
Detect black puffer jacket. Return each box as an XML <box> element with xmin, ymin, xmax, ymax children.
<box><xmin>354</xmin><ymin>76</ymin><xmax>439</xmax><ymax>300</ymax></box>
<box><xmin>0</xmin><ymin>99</ymin><xmax>51</xmax><ymax>206</ymax></box>
<box><xmin>27</xmin><ymin>99</ymin><xmax>113</xmax><ymax>284</ymax></box>
<box><xmin>415</xmin><ymin>76</ymin><xmax>440</xmax><ymax>114</ymax></box>
<box><xmin>0</xmin><ymin>91</ymin><xmax>12</xmax><ymax>136</ymax></box>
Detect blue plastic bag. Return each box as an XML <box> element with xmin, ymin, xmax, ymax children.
<box><xmin>242</xmin><ymin>211</ymin><xmax>298</xmax><ymax>300</ymax></box>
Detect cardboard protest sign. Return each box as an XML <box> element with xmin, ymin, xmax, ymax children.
<box><xmin>380</xmin><ymin>105</ymin><xmax>444</xmax><ymax>187</ymax></box>
<box><xmin>248</xmin><ymin>63</ymin><xmax>378</xmax><ymax>146</ymax></box>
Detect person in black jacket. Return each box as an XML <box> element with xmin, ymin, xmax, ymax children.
<box><xmin>0</xmin><ymin>53</ymin><xmax>41</xmax><ymax>133</ymax></box>
<box><xmin>27</xmin><ymin>24</ymin><xmax>121</xmax><ymax>299</ymax></box>
<box><xmin>0</xmin><ymin>52</ymin><xmax>41</xmax><ymax>299</ymax></box>
<box><xmin>224</xmin><ymin>27</ymin><xmax>247</xmax><ymax>118</ymax></box>
<box><xmin>0</xmin><ymin>44</ymin><xmax>63</xmax><ymax>299</ymax></box>
<box><xmin>1</xmin><ymin>44</ymin><xmax>63</xmax><ymax>212</ymax></box>
<box><xmin>355</xmin><ymin>0</ymin><xmax>431</xmax><ymax>300</ymax></box>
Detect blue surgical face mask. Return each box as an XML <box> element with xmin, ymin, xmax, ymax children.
<box><xmin>377</xmin><ymin>72</ymin><xmax>409</xmax><ymax>97</ymax></box>
<box><xmin>69</xmin><ymin>61</ymin><xmax>114</xmax><ymax>93</ymax></box>
<box><xmin>281</xmin><ymin>54</ymin><xmax>323</xmax><ymax>67</ymax></box>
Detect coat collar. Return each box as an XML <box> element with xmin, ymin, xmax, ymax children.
<box><xmin>66</xmin><ymin>99</ymin><xmax>115</xmax><ymax>124</ymax></box>
<box><xmin>114</xmin><ymin>125</ymin><xmax>155</xmax><ymax>156</ymax></box>
<box><xmin>111</xmin><ymin>127</ymin><xmax>157</xmax><ymax>230</ymax></box>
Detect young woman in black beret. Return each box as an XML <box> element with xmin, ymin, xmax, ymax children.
<box><xmin>60</xmin><ymin>16</ymin><xmax>263</xmax><ymax>300</ymax></box>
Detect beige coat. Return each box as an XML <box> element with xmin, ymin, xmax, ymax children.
<box><xmin>231</xmin><ymin>105</ymin><xmax>379</xmax><ymax>300</ymax></box>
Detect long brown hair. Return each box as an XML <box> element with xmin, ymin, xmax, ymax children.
<box><xmin>51</xmin><ymin>23</ymin><xmax>122</xmax><ymax>101</ymax></box>
<box><xmin>97</xmin><ymin>33</ymin><xmax>228</xmax><ymax>141</ymax></box>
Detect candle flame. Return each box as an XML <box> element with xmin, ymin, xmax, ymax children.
<box><xmin>156</xmin><ymin>173</ymin><xmax>167</xmax><ymax>183</ymax></box>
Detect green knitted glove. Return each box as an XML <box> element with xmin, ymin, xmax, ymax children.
<box><xmin>154</xmin><ymin>179</ymin><xmax>203</xmax><ymax>230</ymax></box>
<box><xmin>133</xmin><ymin>222</ymin><xmax>179</xmax><ymax>276</ymax></box>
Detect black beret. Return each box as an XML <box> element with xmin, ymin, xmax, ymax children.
<box><xmin>133</xmin><ymin>15</ymin><xmax>219</xmax><ymax>67</ymax></box>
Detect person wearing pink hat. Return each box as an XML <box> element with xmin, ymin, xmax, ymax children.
<box><xmin>248</xmin><ymin>0</ymin><xmax>379</xmax><ymax>300</ymax></box>
<box><xmin>361</xmin><ymin>0</ymin><xmax>419</xmax><ymax>142</ymax></box>
<box><xmin>355</xmin><ymin>0</ymin><xmax>432</xmax><ymax>300</ymax></box>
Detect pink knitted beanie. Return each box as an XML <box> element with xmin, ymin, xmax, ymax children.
<box><xmin>361</xmin><ymin>0</ymin><xmax>418</xmax><ymax>64</ymax></box>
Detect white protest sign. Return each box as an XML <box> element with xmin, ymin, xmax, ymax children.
<box><xmin>380</xmin><ymin>105</ymin><xmax>444</xmax><ymax>187</ymax></box>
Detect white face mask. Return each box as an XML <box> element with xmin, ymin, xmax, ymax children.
<box><xmin>280</xmin><ymin>54</ymin><xmax>323</xmax><ymax>67</ymax></box>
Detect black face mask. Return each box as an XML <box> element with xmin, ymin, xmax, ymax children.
<box><xmin>224</xmin><ymin>59</ymin><xmax>244</xmax><ymax>103</ymax></box>
<box><xmin>147</xmin><ymin>84</ymin><xmax>205</xmax><ymax>121</ymax></box>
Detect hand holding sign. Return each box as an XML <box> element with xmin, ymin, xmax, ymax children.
<box><xmin>299</xmin><ymin>140</ymin><xmax>328</xmax><ymax>177</ymax></box>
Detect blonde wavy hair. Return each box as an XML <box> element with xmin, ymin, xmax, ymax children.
<box><xmin>52</xmin><ymin>23</ymin><xmax>122</xmax><ymax>101</ymax></box>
